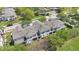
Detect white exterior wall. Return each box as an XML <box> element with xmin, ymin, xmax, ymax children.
<box><xmin>7</xmin><ymin>17</ymin><xmax>11</xmax><ymax>21</ymax></box>
<box><xmin>32</xmin><ymin>36</ymin><xmax>37</xmax><ymax>39</ymax></box>
<box><xmin>40</xmin><ymin>31</ymin><xmax>50</xmax><ymax>38</ymax></box>
<box><xmin>26</xmin><ymin>35</ymin><xmax>37</xmax><ymax>44</ymax></box>
<box><xmin>0</xmin><ymin>36</ymin><xmax>3</xmax><ymax>47</ymax></box>
<box><xmin>26</xmin><ymin>38</ymin><xmax>32</xmax><ymax>44</ymax></box>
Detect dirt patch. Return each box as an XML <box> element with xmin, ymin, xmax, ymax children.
<box><xmin>27</xmin><ymin>39</ymin><xmax>49</xmax><ymax>51</ymax></box>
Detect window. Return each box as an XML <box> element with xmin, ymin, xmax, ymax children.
<box><xmin>46</xmin><ymin>30</ymin><xmax>49</xmax><ymax>32</ymax></box>
<box><xmin>24</xmin><ymin>37</ymin><xmax>27</xmax><ymax>41</ymax></box>
<box><xmin>37</xmin><ymin>30</ymin><xmax>40</xmax><ymax>36</ymax></box>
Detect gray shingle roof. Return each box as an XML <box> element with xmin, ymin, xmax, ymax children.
<box><xmin>12</xmin><ymin>29</ymin><xmax>26</xmax><ymax>40</ymax></box>
<box><xmin>12</xmin><ymin>19</ymin><xmax>65</xmax><ymax>42</ymax></box>
<box><xmin>44</xmin><ymin>18</ymin><xmax>65</xmax><ymax>29</ymax></box>
<box><xmin>12</xmin><ymin>20</ymin><xmax>50</xmax><ymax>40</ymax></box>
<box><xmin>12</xmin><ymin>24</ymin><xmax>37</xmax><ymax>40</ymax></box>
<box><xmin>1</xmin><ymin>7</ymin><xmax>16</xmax><ymax>17</ymax></box>
<box><xmin>25</xmin><ymin>26</ymin><xmax>37</xmax><ymax>38</ymax></box>
<box><xmin>31</xmin><ymin>20</ymin><xmax>50</xmax><ymax>33</ymax></box>
<box><xmin>31</xmin><ymin>20</ymin><xmax>43</xmax><ymax>31</ymax></box>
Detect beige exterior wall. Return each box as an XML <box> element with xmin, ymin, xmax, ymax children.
<box><xmin>14</xmin><ymin>38</ymin><xmax>24</xmax><ymax>44</ymax></box>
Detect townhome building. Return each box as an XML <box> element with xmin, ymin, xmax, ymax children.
<box><xmin>11</xmin><ymin>19</ymin><xmax>65</xmax><ymax>45</ymax></box>
<box><xmin>0</xmin><ymin>7</ymin><xmax>17</xmax><ymax>21</ymax></box>
<box><xmin>0</xmin><ymin>29</ymin><xmax>4</xmax><ymax>47</ymax></box>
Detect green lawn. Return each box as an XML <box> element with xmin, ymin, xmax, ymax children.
<box><xmin>34</xmin><ymin>16</ymin><xmax>46</xmax><ymax>22</ymax></box>
<box><xmin>0</xmin><ymin>17</ymin><xmax>21</xmax><ymax>29</ymax></box>
<box><xmin>58</xmin><ymin>36</ymin><xmax>79</xmax><ymax>51</ymax></box>
<box><xmin>0</xmin><ymin>15</ymin><xmax>46</xmax><ymax>29</ymax></box>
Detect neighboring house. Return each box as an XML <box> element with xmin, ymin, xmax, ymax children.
<box><xmin>0</xmin><ymin>29</ymin><xmax>4</xmax><ymax>47</ymax></box>
<box><xmin>49</xmin><ymin>11</ymin><xmax>58</xmax><ymax>19</ymax></box>
<box><xmin>38</xmin><ymin>7</ymin><xmax>59</xmax><ymax>16</ymax></box>
<box><xmin>49</xmin><ymin>7</ymin><xmax>59</xmax><ymax>19</ymax></box>
<box><xmin>0</xmin><ymin>7</ymin><xmax>17</xmax><ymax>21</ymax></box>
<box><xmin>11</xmin><ymin>19</ymin><xmax>65</xmax><ymax>45</ymax></box>
<box><xmin>49</xmin><ymin>7</ymin><xmax>59</xmax><ymax>11</ymax></box>
<box><xmin>4</xmin><ymin>24</ymin><xmax>22</xmax><ymax>33</ymax></box>
<box><xmin>0</xmin><ymin>35</ymin><xmax>3</xmax><ymax>47</ymax></box>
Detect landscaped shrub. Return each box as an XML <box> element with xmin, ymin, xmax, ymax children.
<box><xmin>68</xmin><ymin>28</ymin><xmax>79</xmax><ymax>39</ymax></box>
<box><xmin>47</xmin><ymin>28</ymin><xmax>79</xmax><ymax>51</ymax></box>
<box><xmin>64</xmin><ymin>23</ymin><xmax>73</xmax><ymax>29</ymax></box>
<box><xmin>0</xmin><ymin>44</ymin><xmax>27</xmax><ymax>51</ymax></box>
<box><xmin>37</xmin><ymin>16</ymin><xmax>46</xmax><ymax>22</ymax></box>
<box><xmin>48</xmin><ymin>46</ymin><xmax>57</xmax><ymax>51</ymax></box>
<box><xmin>56</xmin><ymin>28</ymin><xmax>69</xmax><ymax>40</ymax></box>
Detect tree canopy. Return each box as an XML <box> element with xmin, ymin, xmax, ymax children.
<box><xmin>15</xmin><ymin>7</ymin><xmax>35</xmax><ymax>20</ymax></box>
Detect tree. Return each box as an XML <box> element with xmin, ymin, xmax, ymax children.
<box><xmin>16</xmin><ymin>7</ymin><xmax>34</xmax><ymax>20</ymax></box>
<box><xmin>15</xmin><ymin>7</ymin><xmax>35</xmax><ymax>24</ymax></box>
<box><xmin>58</xmin><ymin>7</ymin><xmax>79</xmax><ymax>27</ymax></box>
